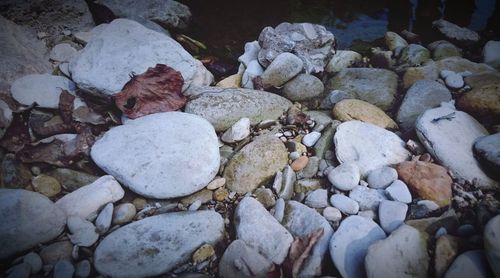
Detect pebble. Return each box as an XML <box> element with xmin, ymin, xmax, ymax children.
<box><xmin>302</xmin><ymin>131</ymin><xmax>321</xmax><ymax>147</ymax></box>
<box><xmin>349</xmin><ymin>186</ymin><xmax>387</xmax><ymax>211</ymax></box>
<box><xmin>213</xmin><ymin>188</ymin><xmax>229</xmax><ymax>202</ymax></box>
<box><xmin>95</xmin><ymin>203</ymin><xmax>113</xmax><ymax>234</ymax></box>
<box><xmin>50</xmin><ymin>43</ymin><xmax>78</xmax><ymax>62</ymax></box>
<box><xmin>379</xmin><ymin>200</ymin><xmax>408</xmax><ymax>234</ymax></box>
<box><xmin>218</xmin><ymin>240</ymin><xmax>272</xmax><ymax>278</ymax></box>
<box><xmin>304</xmin><ymin>189</ymin><xmax>328</xmax><ymax>208</ymax></box>
<box><xmin>435</xmin><ymin>235</ymin><xmax>460</xmax><ymax>278</ymax></box>
<box><xmin>358</xmin><ymin>210</ymin><xmax>376</xmax><ymax>220</ymax></box>
<box><xmin>444</xmin><ymin>72</ymin><xmax>464</xmax><ymax>89</ymax></box>
<box><xmin>323</xmin><ymin>206</ymin><xmax>342</xmax><ymax>222</ymax></box>
<box><xmin>221</xmin><ymin>117</ymin><xmax>251</xmax><ymax>143</ymax></box>
<box><xmin>23</xmin><ymin>252</ymin><xmax>42</xmax><ymax>274</ymax></box>
<box><xmin>367</xmin><ymin>166</ymin><xmax>398</xmax><ymax>189</ymax></box>
<box><xmin>385</xmin><ymin>180</ymin><xmax>412</xmax><ymax>204</ymax></box>
<box><xmin>53</xmin><ymin>260</ymin><xmax>74</xmax><ymax>278</ymax></box>
<box><xmin>31</xmin><ymin>174</ymin><xmax>61</xmax><ymax>197</ymax></box>
<box><xmin>112</xmin><ymin>203</ymin><xmax>136</xmax><ymax>225</ymax></box>
<box><xmin>7</xmin><ymin>263</ymin><xmax>31</xmax><ymax>278</ymax></box>
<box><xmin>435</xmin><ymin>227</ymin><xmax>448</xmax><ymax>238</ymax></box>
<box><xmin>207</xmin><ymin>177</ymin><xmax>225</xmax><ymax>190</ymax></box>
<box><xmin>330</xmin><ymin>194</ymin><xmax>359</xmax><ymax>215</ymax></box>
<box><xmin>298</xmin><ymin>156</ymin><xmax>320</xmax><ymax>179</ymax></box>
<box><xmin>444</xmin><ymin>250</ymin><xmax>490</xmax><ymax>278</ymax></box>
<box><xmin>132</xmin><ymin>198</ymin><xmax>147</xmax><ymax>210</ymax></box>
<box><xmin>11</xmin><ymin>74</ymin><xmax>76</xmax><ymax>109</ymax></box>
<box><xmin>457</xmin><ymin>224</ymin><xmax>475</xmax><ymax>237</ymax></box>
<box><xmin>67</xmin><ymin>216</ymin><xmax>99</xmax><ymax>247</ymax></box>
<box><xmin>260</xmin><ymin>52</ymin><xmax>303</xmax><ymax>87</ymax></box>
<box><xmin>327</xmin><ymin>162</ymin><xmax>360</xmax><ymax>191</ymax></box>
<box><xmin>188</xmin><ymin>200</ymin><xmax>202</xmax><ymax>211</ymax></box>
<box><xmin>40</xmin><ymin>240</ymin><xmax>73</xmax><ymax>265</ymax></box>
<box><xmin>291</xmin><ymin>155</ymin><xmax>309</xmax><ymax>171</ymax></box>
<box><xmin>273</xmin><ymin>198</ymin><xmax>286</xmax><ymax>222</ymax></box>
<box><xmin>254</xmin><ymin>187</ymin><xmax>276</xmax><ymax>208</ymax></box>
<box><xmin>289</xmin><ymin>151</ymin><xmax>300</xmax><ymax>161</ymax></box>
<box><xmin>75</xmin><ymin>260</ymin><xmax>91</xmax><ymax>278</ymax></box>
<box><xmin>192</xmin><ymin>244</ymin><xmax>215</xmax><ymax>263</ymax></box>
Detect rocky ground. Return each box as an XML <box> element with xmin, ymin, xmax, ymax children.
<box><xmin>0</xmin><ymin>1</ymin><xmax>500</xmax><ymax>278</ymax></box>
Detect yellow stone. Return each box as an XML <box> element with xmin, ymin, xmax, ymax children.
<box><xmin>332</xmin><ymin>99</ymin><xmax>398</xmax><ymax>129</ymax></box>
<box><xmin>213</xmin><ymin>187</ymin><xmax>229</xmax><ymax>202</ymax></box>
<box><xmin>216</xmin><ymin>73</ymin><xmax>242</xmax><ymax>88</ymax></box>
<box><xmin>192</xmin><ymin>244</ymin><xmax>215</xmax><ymax>263</ymax></box>
<box><xmin>31</xmin><ymin>174</ymin><xmax>61</xmax><ymax>197</ymax></box>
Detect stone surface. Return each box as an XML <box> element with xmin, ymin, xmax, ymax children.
<box><xmin>385</xmin><ymin>31</ymin><xmax>408</xmax><ymax>51</ymax></box>
<box><xmin>218</xmin><ymin>240</ymin><xmax>272</xmax><ymax>278</ymax></box>
<box><xmin>282</xmin><ymin>200</ymin><xmax>334</xmax><ymax>276</ymax></box>
<box><xmin>55</xmin><ymin>175</ymin><xmax>124</xmax><ymax>219</ymax></box>
<box><xmin>70</xmin><ymin>19</ymin><xmax>212</xmax><ymax>95</ymax></box>
<box><xmin>330</xmin><ymin>194</ymin><xmax>359</xmax><ymax>215</ymax></box>
<box><xmin>238</xmin><ymin>41</ymin><xmax>260</xmax><ymax>67</ymax></box>
<box><xmin>0</xmin><ymin>189</ymin><xmax>66</xmax><ymax>260</ymax></box>
<box><xmin>457</xmin><ymin>83</ymin><xmax>500</xmax><ymax>119</ymax></box>
<box><xmin>334</xmin><ymin>121</ymin><xmax>411</xmax><ymax>177</ymax></box>
<box><xmin>94</xmin><ymin>211</ymin><xmax>224</xmax><ymax>277</ymax></box>
<box><xmin>261</xmin><ymin>52</ymin><xmax>303</xmax><ymax>87</ymax></box>
<box><xmin>234</xmin><ymin>197</ymin><xmax>293</xmax><ymax>264</ymax></box>
<box><xmin>282</xmin><ymin>74</ymin><xmax>324</xmax><ymax>101</ymax></box>
<box><xmin>31</xmin><ymin>174</ymin><xmax>61</xmax><ymax>197</ymax></box>
<box><xmin>257</xmin><ymin>22</ymin><xmax>336</xmax><ymax>73</ymax></box>
<box><xmin>91</xmin><ymin>112</ymin><xmax>219</xmax><ymax>198</ymax></box>
<box><xmin>379</xmin><ymin>200</ymin><xmax>408</xmax><ymax>234</ymax></box>
<box><xmin>396</xmin><ymin>161</ymin><xmax>452</xmax><ymax>207</ymax></box>
<box><xmin>444</xmin><ymin>71</ymin><xmax>464</xmax><ymax>89</ymax></box>
<box><xmin>67</xmin><ymin>216</ymin><xmax>99</xmax><ymax>247</ymax></box>
<box><xmin>224</xmin><ymin>136</ymin><xmax>287</xmax><ymax>193</ymax></box>
<box><xmin>367</xmin><ymin>166</ymin><xmax>398</xmax><ymax>189</ymax></box>
<box><xmin>254</xmin><ymin>187</ymin><xmax>276</xmax><ymax>208</ymax></box>
<box><xmin>385</xmin><ymin>180</ymin><xmax>412</xmax><ymax>204</ymax></box>
<box><xmin>349</xmin><ymin>186</ymin><xmax>387</xmax><ymax>211</ymax></box>
<box><xmin>484</xmin><ymin>214</ymin><xmax>500</xmax><ymax>277</ymax></box>
<box><xmin>400</xmin><ymin>44</ymin><xmax>431</xmax><ymax>66</ymax></box>
<box><xmin>221</xmin><ymin>117</ymin><xmax>251</xmax><ymax>143</ymax></box>
<box><xmin>241</xmin><ymin>60</ymin><xmax>263</xmax><ymax>89</ymax></box>
<box><xmin>327</xmin><ymin>68</ymin><xmax>398</xmax><ymax>110</ymax></box>
<box><xmin>11</xmin><ymin>74</ymin><xmax>76</xmax><ymax>109</ymax></box>
<box><xmin>416</xmin><ymin>103</ymin><xmax>497</xmax><ymax>188</ymax></box>
<box><xmin>435</xmin><ymin>235</ymin><xmax>460</xmax><ymax>278</ymax></box>
<box><xmin>327</xmin><ymin>162</ymin><xmax>360</xmax><ymax>191</ymax></box>
<box><xmin>436</xmin><ymin>57</ymin><xmax>495</xmax><ymax>74</ymax></box>
<box><xmin>329</xmin><ymin>215</ymin><xmax>386</xmax><ymax>278</ymax></box>
<box><xmin>320</xmin><ymin>89</ymin><xmax>355</xmax><ymax>109</ymax></box>
<box><xmin>365</xmin><ymin>224</ymin><xmax>429</xmax><ymax>278</ymax></box>
<box><xmin>185</xmin><ymin>87</ymin><xmax>291</xmax><ymax>131</ymax></box>
<box><xmin>444</xmin><ymin>250</ymin><xmax>490</xmax><ymax>278</ymax></box>
<box><xmin>47</xmin><ymin>168</ymin><xmax>98</xmax><ymax>192</ymax></box>
<box><xmin>23</xmin><ymin>252</ymin><xmax>42</xmax><ymax>274</ymax></box>
<box><xmin>325</xmin><ymin>50</ymin><xmax>362</xmax><ymax>73</ymax></box>
<box><xmin>483</xmin><ymin>40</ymin><xmax>500</xmax><ymax>69</ymax></box>
<box><xmin>302</xmin><ymin>131</ymin><xmax>321</xmax><ymax>147</ymax></box>
<box><xmin>333</xmin><ymin>99</ymin><xmax>398</xmax><ymax>129</ymax></box>
<box><xmin>0</xmin><ymin>100</ymin><xmax>13</xmax><ymax>139</ymax></box>
<box><xmin>75</xmin><ymin>260</ymin><xmax>91</xmax><ymax>278</ymax></box>
<box><xmin>428</xmin><ymin>40</ymin><xmax>462</xmax><ymax>60</ymax></box>
<box><xmin>433</xmin><ymin>19</ymin><xmax>480</xmax><ymax>46</ymax></box>
<box><xmin>50</xmin><ymin>43</ymin><xmax>78</xmax><ymax>62</ymax></box>
<box><xmin>397</xmin><ymin>80</ymin><xmax>452</xmax><ymax>131</ymax></box>
<box><xmin>473</xmin><ymin>133</ymin><xmax>500</xmax><ymax>178</ymax></box>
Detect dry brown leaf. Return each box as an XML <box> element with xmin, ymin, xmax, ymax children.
<box><xmin>283</xmin><ymin>228</ymin><xmax>324</xmax><ymax>278</ymax></box>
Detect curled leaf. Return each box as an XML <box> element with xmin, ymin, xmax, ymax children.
<box><xmin>284</xmin><ymin>228</ymin><xmax>324</xmax><ymax>278</ymax></box>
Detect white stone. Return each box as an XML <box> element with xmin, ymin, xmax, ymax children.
<box><xmin>330</xmin><ymin>194</ymin><xmax>359</xmax><ymax>215</ymax></box>
<box><xmin>207</xmin><ymin>177</ymin><xmax>225</xmax><ymax>190</ymax></box>
<box><xmin>95</xmin><ymin>203</ymin><xmax>113</xmax><ymax>234</ymax></box>
<box><xmin>444</xmin><ymin>72</ymin><xmax>464</xmax><ymax>89</ymax></box>
<box><xmin>91</xmin><ymin>112</ymin><xmax>220</xmax><ymax>198</ymax></box>
<box><xmin>417</xmin><ymin>200</ymin><xmax>440</xmax><ymax>211</ymax></box>
<box><xmin>328</xmin><ymin>162</ymin><xmax>360</xmax><ymax>191</ymax></box>
<box><xmin>304</xmin><ymin>189</ymin><xmax>328</xmax><ymax>208</ymax></box>
<box><xmin>385</xmin><ymin>180</ymin><xmax>412</xmax><ymax>204</ymax></box>
<box><xmin>329</xmin><ymin>215</ymin><xmax>386</xmax><ymax>278</ymax></box>
<box><xmin>484</xmin><ymin>214</ymin><xmax>500</xmax><ymax>277</ymax></box>
<box><xmin>69</xmin><ymin>19</ymin><xmax>212</xmax><ymax>95</ymax></box>
<box><xmin>234</xmin><ymin>197</ymin><xmax>293</xmax><ymax>264</ymax></box>
<box><xmin>53</xmin><ymin>260</ymin><xmax>74</xmax><ymax>278</ymax></box>
<box><xmin>50</xmin><ymin>43</ymin><xmax>78</xmax><ymax>62</ymax></box>
<box><xmin>365</xmin><ymin>225</ymin><xmax>429</xmax><ymax>278</ymax></box>
<box><xmin>59</xmin><ymin>62</ymin><xmax>70</xmax><ymax>77</ymax></box>
<box><xmin>323</xmin><ymin>207</ymin><xmax>342</xmax><ymax>222</ymax></box>
<box><xmin>221</xmin><ymin>117</ymin><xmax>251</xmax><ymax>143</ymax></box>
<box><xmin>444</xmin><ymin>250</ymin><xmax>490</xmax><ymax>278</ymax></box>
<box><xmin>325</xmin><ymin>50</ymin><xmax>362</xmax><ymax>73</ymax></box>
<box><xmin>349</xmin><ymin>185</ymin><xmax>387</xmax><ymax>211</ymax></box>
<box><xmin>379</xmin><ymin>200</ymin><xmax>408</xmax><ymax>234</ymax></box>
<box><xmin>112</xmin><ymin>203</ymin><xmax>136</xmax><ymax>225</ymax></box>
<box><xmin>261</xmin><ymin>52</ymin><xmax>303</xmax><ymax>87</ymax></box>
<box><xmin>335</xmin><ymin>121</ymin><xmax>411</xmax><ymax>177</ymax></box>
<box><xmin>241</xmin><ymin>60</ymin><xmax>264</xmax><ymax>89</ymax></box>
<box><xmin>440</xmin><ymin>69</ymin><xmax>455</xmax><ymax>79</ymax></box>
<box><xmin>55</xmin><ymin>175</ymin><xmax>124</xmax><ymax>219</ymax></box>
<box><xmin>218</xmin><ymin>240</ymin><xmax>272</xmax><ymax>278</ymax></box>
<box><xmin>0</xmin><ymin>189</ymin><xmax>66</xmax><ymax>260</ymax></box>
<box><xmin>238</xmin><ymin>41</ymin><xmax>261</xmax><ymax>67</ymax></box>
<box><xmin>67</xmin><ymin>216</ymin><xmax>99</xmax><ymax>247</ymax></box>
<box><xmin>302</xmin><ymin>131</ymin><xmax>321</xmax><ymax>147</ymax></box>
<box><xmin>367</xmin><ymin>166</ymin><xmax>398</xmax><ymax>189</ymax></box>
<box><xmin>11</xmin><ymin>74</ymin><xmax>76</xmax><ymax>109</ymax></box>
<box><xmin>94</xmin><ymin>211</ymin><xmax>224</xmax><ymax>277</ymax></box>
<box><xmin>483</xmin><ymin>40</ymin><xmax>500</xmax><ymax>69</ymax></box>
<box><xmin>358</xmin><ymin>210</ymin><xmax>376</xmax><ymax>220</ymax></box>
<box><xmin>416</xmin><ymin>103</ymin><xmax>497</xmax><ymax>188</ymax></box>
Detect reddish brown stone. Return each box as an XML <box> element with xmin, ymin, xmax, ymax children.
<box><xmin>291</xmin><ymin>156</ymin><xmax>309</xmax><ymax>171</ymax></box>
<box><xmin>396</xmin><ymin>161</ymin><xmax>452</xmax><ymax>207</ymax></box>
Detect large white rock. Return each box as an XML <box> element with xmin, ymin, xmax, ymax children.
<box><xmin>282</xmin><ymin>200</ymin><xmax>334</xmax><ymax>276</ymax></box>
<box><xmin>483</xmin><ymin>40</ymin><xmax>500</xmax><ymax>69</ymax></box>
<box><xmin>334</xmin><ymin>121</ymin><xmax>411</xmax><ymax>177</ymax></box>
<box><xmin>365</xmin><ymin>225</ymin><xmax>429</xmax><ymax>278</ymax></box>
<box><xmin>69</xmin><ymin>19</ymin><xmax>212</xmax><ymax>95</ymax></box>
<box><xmin>55</xmin><ymin>175</ymin><xmax>124</xmax><ymax>219</ymax></box>
<box><xmin>484</xmin><ymin>214</ymin><xmax>500</xmax><ymax>277</ymax></box>
<box><xmin>329</xmin><ymin>215</ymin><xmax>387</xmax><ymax>278</ymax></box>
<box><xmin>91</xmin><ymin>112</ymin><xmax>220</xmax><ymax>199</ymax></box>
<box><xmin>0</xmin><ymin>189</ymin><xmax>66</xmax><ymax>260</ymax></box>
<box><xmin>94</xmin><ymin>211</ymin><xmax>224</xmax><ymax>277</ymax></box>
<box><xmin>11</xmin><ymin>74</ymin><xmax>76</xmax><ymax>109</ymax></box>
<box><xmin>416</xmin><ymin>103</ymin><xmax>497</xmax><ymax>188</ymax></box>
<box><xmin>234</xmin><ymin>197</ymin><xmax>293</xmax><ymax>264</ymax></box>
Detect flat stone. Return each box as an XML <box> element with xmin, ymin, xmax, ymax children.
<box><xmin>294</xmin><ymin>178</ymin><xmax>322</xmax><ymax>194</ymax></box>
<box><xmin>91</xmin><ymin>112</ymin><xmax>219</xmax><ymax>198</ymax></box>
<box><xmin>325</xmin><ymin>50</ymin><xmax>362</xmax><ymax>73</ymax></box>
<box><xmin>218</xmin><ymin>240</ymin><xmax>272</xmax><ymax>278</ymax></box>
<box><xmin>94</xmin><ymin>211</ymin><xmax>224</xmax><ymax>277</ymax></box>
<box><xmin>67</xmin><ymin>216</ymin><xmax>99</xmax><ymax>247</ymax></box>
<box><xmin>333</xmin><ymin>99</ymin><xmax>398</xmax><ymax>129</ymax></box>
<box><xmin>433</xmin><ymin>19</ymin><xmax>480</xmax><ymax>46</ymax></box>
<box><xmin>282</xmin><ymin>200</ymin><xmax>334</xmax><ymax>276</ymax></box>
<box><xmin>234</xmin><ymin>197</ymin><xmax>293</xmax><ymax>264</ymax></box>
<box><xmin>444</xmin><ymin>250</ymin><xmax>490</xmax><ymax>278</ymax></box>
<box><xmin>416</xmin><ymin>103</ymin><xmax>497</xmax><ymax>189</ymax></box>
<box><xmin>330</xmin><ymin>194</ymin><xmax>359</xmax><ymax>215</ymax></box>
<box><xmin>221</xmin><ymin>117</ymin><xmax>251</xmax><ymax>143</ymax></box>
<box><xmin>379</xmin><ymin>200</ymin><xmax>408</xmax><ymax>234</ymax></box>
<box><xmin>436</xmin><ymin>57</ymin><xmax>495</xmax><ymax>74</ymax></box>
<box><xmin>327</xmin><ymin>162</ymin><xmax>360</xmax><ymax>191</ymax></box>
<box><xmin>278</xmin><ymin>166</ymin><xmax>297</xmax><ymax>200</ymax></box>
<box><xmin>282</xmin><ymin>74</ymin><xmax>324</xmax><ymax>101</ymax></box>
<box><xmin>302</xmin><ymin>131</ymin><xmax>321</xmax><ymax>147</ymax></box>
<box><xmin>261</xmin><ymin>52</ymin><xmax>303</xmax><ymax>87</ymax></box>
<box><xmin>483</xmin><ymin>40</ymin><xmax>500</xmax><ymax>69</ymax></box>
<box><xmin>484</xmin><ymin>214</ymin><xmax>500</xmax><ymax>277</ymax></box>
<box><xmin>216</xmin><ymin>73</ymin><xmax>242</xmax><ymax>88</ymax></box>
<box><xmin>224</xmin><ymin>136</ymin><xmax>287</xmax><ymax>193</ymax></box>
<box><xmin>304</xmin><ymin>189</ymin><xmax>329</xmax><ymax>208</ymax></box>
<box><xmin>185</xmin><ymin>87</ymin><xmax>291</xmax><ymax>131</ymax></box>
<box><xmin>55</xmin><ymin>175</ymin><xmax>124</xmax><ymax>219</ymax></box>
<box><xmin>334</xmin><ymin>121</ymin><xmax>411</xmax><ymax>177</ymax></box>
<box><xmin>365</xmin><ymin>224</ymin><xmax>429</xmax><ymax>278</ymax></box>
<box><xmin>349</xmin><ymin>186</ymin><xmax>387</xmax><ymax>211</ymax></box>
<box><xmin>367</xmin><ymin>166</ymin><xmax>398</xmax><ymax>189</ymax></box>
<box><xmin>385</xmin><ymin>180</ymin><xmax>412</xmax><ymax>204</ymax></box>
<box><xmin>11</xmin><ymin>74</ymin><xmax>76</xmax><ymax>109</ymax></box>
<box><xmin>329</xmin><ymin>215</ymin><xmax>386</xmax><ymax>278</ymax></box>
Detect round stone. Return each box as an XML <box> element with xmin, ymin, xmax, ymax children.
<box><xmin>327</xmin><ymin>163</ymin><xmax>360</xmax><ymax>191</ymax></box>
<box><xmin>291</xmin><ymin>156</ymin><xmax>309</xmax><ymax>171</ymax></box>
<box><xmin>330</xmin><ymin>194</ymin><xmax>359</xmax><ymax>215</ymax></box>
<box><xmin>112</xmin><ymin>203</ymin><xmax>136</xmax><ymax>225</ymax></box>
<box><xmin>32</xmin><ymin>175</ymin><xmax>61</xmax><ymax>197</ymax></box>
<box><xmin>367</xmin><ymin>166</ymin><xmax>398</xmax><ymax>189</ymax></box>
<box><xmin>323</xmin><ymin>206</ymin><xmax>342</xmax><ymax>222</ymax></box>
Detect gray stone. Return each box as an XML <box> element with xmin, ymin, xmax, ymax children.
<box><xmin>305</xmin><ymin>189</ymin><xmax>329</xmax><ymax>208</ymax></box>
<box><xmin>483</xmin><ymin>40</ymin><xmax>500</xmax><ymax>69</ymax></box>
<box><xmin>325</xmin><ymin>50</ymin><xmax>362</xmax><ymax>73</ymax></box>
<box><xmin>385</xmin><ymin>180</ymin><xmax>412</xmax><ymax>204</ymax></box>
<box><xmin>416</xmin><ymin>103</ymin><xmax>497</xmax><ymax>188</ymax></box>
<box><xmin>67</xmin><ymin>216</ymin><xmax>99</xmax><ymax>247</ymax></box>
<box><xmin>327</xmin><ymin>68</ymin><xmax>398</xmax><ymax>110</ymax></box>
<box><xmin>294</xmin><ymin>178</ymin><xmax>322</xmax><ymax>194</ymax></box>
<box><xmin>428</xmin><ymin>40</ymin><xmax>462</xmax><ymax>60</ymax></box>
<box><xmin>218</xmin><ymin>240</ymin><xmax>272</xmax><ymax>278</ymax></box>
<box><xmin>273</xmin><ymin>198</ymin><xmax>286</xmax><ymax>222</ymax></box>
<box><xmin>435</xmin><ymin>235</ymin><xmax>460</xmax><ymax>278</ymax></box>
<box><xmin>298</xmin><ymin>156</ymin><xmax>320</xmax><ymax>179</ymax></box>
<box><xmin>241</xmin><ymin>60</ymin><xmax>264</xmax><ymax>89</ymax></box>
<box><xmin>484</xmin><ymin>214</ymin><xmax>500</xmax><ymax>277</ymax></box>
<box><xmin>234</xmin><ymin>197</ymin><xmax>293</xmax><ymax>264</ymax></box>
<box><xmin>282</xmin><ymin>74</ymin><xmax>324</xmax><ymax>101</ymax></box>
<box><xmin>257</xmin><ymin>22</ymin><xmax>336</xmax><ymax>73</ymax></box>
<box><xmin>400</xmin><ymin>44</ymin><xmax>431</xmax><ymax>66</ymax></box>
<box><xmin>70</xmin><ymin>19</ymin><xmax>212</xmax><ymax>95</ymax></box>
<box><xmin>334</xmin><ymin>121</ymin><xmax>411</xmax><ymax>177</ymax></box>
<box><xmin>221</xmin><ymin>117</ymin><xmax>251</xmax><ymax>143</ymax></box>
<box><xmin>224</xmin><ymin>136</ymin><xmax>287</xmax><ymax>194</ymax></box>
<box><xmin>50</xmin><ymin>43</ymin><xmax>78</xmax><ymax>62</ymax></box>
<box><xmin>283</xmin><ymin>201</ymin><xmax>334</xmax><ymax>276</ymax></box>
<box><xmin>95</xmin><ymin>0</ymin><xmax>191</xmax><ymax>29</ymax></box>
<box><xmin>75</xmin><ymin>260</ymin><xmax>91</xmax><ymax>278</ymax></box>
<box><xmin>320</xmin><ymin>89</ymin><xmax>355</xmax><ymax>110</ymax></box>
<box><xmin>330</xmin><ymin>194</ymin><xmax>359</xmax><ymax>215</ymax></box>
<box><xmin>47</xmin><ymin>168</ymin><xmax>99</xmax><ymax>192</ymax></box>
<box><xmin>313</xmin><ymin>125</ymin><xmax>336</xmax><ymax>159</ymax></box>
<box><xmin>444</xmin><ymin>72</ymin><xmax>464</xmax><ymax>89</ymax></box>
<box><xmin>254</xmin><ymin>188</ymin><xmax>276</xmax><ymax>209</ymax></box>
<box><xmin>6</xmin><ymin>263</ymin><xmax>31</xmax><ymax>278</ymax></box>
<box><xmin>397</xmin><ymin>80</ymin><xmax>452</xmax><ymax>131</ymax></box>
<box><xmin>11</xmin><ymin>74</ymin><xmax>76</xmax><ymax>109</ymax></box>
<box><xmin>379</xmin><ymin>200</ymin><xmax>408</xmax><ymax>234</ymax></box>
<box><xmin>349</xmin><ymin>186</ymin><xmax>387</xmax><ymax>211</ymax></box>
<box><xmin>433</xmin><ymin>19</ymin><xmax>480</xmax><ymax>46</ymax></box>
<box><xmin>95</xmin><ymin>203</ymin><xmax>113</xmax><ymax>234</ymax></box>
<box><xmin>367</xmin><ymin>166</ymin><xmax>398</xmax><ymax>189</ymax></box>
<box><xmin>1</xmin><ymin>153</ymin><xmax>32</xmax><ymax>189</ymax></box>
<box><xmin>238</xmin><ymin>41</ymin><xmax>261</xmax><ymax>67</ymax></box>
<box><xmin>0</xmin><ymin>189</ymin><xmax>66</xmax><ymax>260</ymax></box>
<box><xmin>185</xmin><ymin>87</ymin><xmax>291</xmax><ymax>132</ymax></box>
<box><xmin>39</xmin><ymin>240</ymin><xmax>73</xmax><ymax>265</ymax></box>
<box><xmin>261</xmin><ymin>52</ymin><xmax>303</xmax><ymax>87</ymax></box>
<box><xmin>385</xmin><ymin>32</ymin><xmax>408</xmax><ymax>51</ymax></box>
<box><xmin>327</xmin><ymin>162</ymin><xmax>360</xmax><ymax>191</ymax></box>
<box><xmin>365</xmin><ymin>225</ymin><xmax>429</xmax><ymax>278</ymax></box>
<box><xmin>91</xmin><ymin>112</ymin><xmax>219</xmax><ymax>198</ymax></box>
<box><xmin>23</xmin><ymin>252</ymin><xmax>42</xmax><ymax>274</ymax></box>
<box><xmin>112</xmin><ymin>203</ymin><xmax>136</xmax><ymax>225</ymax></box>
<box><xmin>94</xmin><ymin>211</ymin><xmax>224</xmax><ymax>277</ymax></box>
<box><xmin>444</xmin><ymin>250</ymin><xmax>490</xmax><ymax>278</ymax></box>
<box><xmin>0</xmin><ymin>100</ymin><xmax>13</xmax><ymax>139</ymax></box>
<box><xmin>329</xmin><ymin>215</ymin><xmax>387</xmax><ymax>278</ymax></box>
<box><xmin>323</xmin><ymin>206</ymin><xmax>342</xmax><ymax>222</ymax></box>
<box><xmin>436</xmin><ymin>56</ymin><xmax>495</xmax><ymax>74</ymax></box>
<box><xmin>474</xmin><ymin>133</ymin><xmax>500</xmax><ymax>175</ymax></box>
<box><xmin>302</xmin><ymin>131</ymin><xmax>321</xmax><ymax>147</ymax></box>
<box><xmin>53</xmin><ymin>260</ymin><xmax>74</xmax><ymax>278</ymax></box>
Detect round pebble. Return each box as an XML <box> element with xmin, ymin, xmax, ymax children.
<box><xmin>213</xmin><ymin>188</ymin><xmax>229</xmax><ymax>202</ymax></box>
<box><xmin>132</xmin><ymin>198</ymin><xmax>147</xmax><ymax>210</ymax></box>
<box><xmin>302</xmin><ymin>131</ymin><xmax>321</xmax><ymax>147</ymax></box>
<box><xmin>75</xmin><ymin>260</ymin><xmax>91</xmax><ymax>278</ymax></box>
<box><xmin>444</xmin><ymin>72</ymin><xmax>464</xmax><ymax>89</ymax></box>
<box><xmin>330</xmin><ymin>194</ymin><xmax>359</xmax><ymax>215</ymax></box>
<box><xmin>112</xmin><ymin>203</ymin><xmax>136</xmax><ymax>225</ymax></box>
<box><xmin>291</xmin><ymin>155</ymin><xmax>309</xmax><ymax>171</ymax></box>
<box><xmin>31</xmin><ymin>174</ymin><xmax>61</xmax><ymax>197</ymax></box>
<box><xmin>289</xmin><ymin>152</ymin><xmax>301</xmax><ymax>161</ymax></box>
<box><xmin>207</xmin><ymin>177</ymin><xmax>226</xmax><ymax>190</ymax></box>
<box><xmin>435</xmin><ymin>227</ymin><xmax>447</xmax><ymax>238</ymax></box>
<box><xmin>188</xmin><ymin>200</ymin><xmax>202</xmax><ymax>211</ymax></box>
<box><xmin>323</xmin><ymin>206</ymin><xmax>342</xmax><ymax>222</ymax></box>
<box><xmin>328</xmin><ymin>163</ymin><xmax>360</xmax><ymax>191</ymax></box>
<box><xmin>53</xmin><ymin>260</ymin><xmax>74</xmax><ymax>278</ymax></box>
<box><xmin>367</xmin><ymin>166</ymin><xmax>398</xmax><ymax>189</ymax></box>
<box><xmin>385</xmin><ymin>180</ymin><xmax>412</xmax><ymax>204</ymax></box>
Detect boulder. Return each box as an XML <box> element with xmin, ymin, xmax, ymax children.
<box><xmin>432</xmin><ymin>19</ymin><xmax>480</xmax><ymax>46</ymax></box>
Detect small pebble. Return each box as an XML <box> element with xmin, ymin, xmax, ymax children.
<box><xmin>132</xmin><ymin>198</ymin><xmax>147</xmax><ymax>210</ymax></box>
<box><xmin>435</xmin><ymin>227</ymin><xmax>448</xmax><ymax>238</ymax></box>
<box><xmin>75</xmin><ymin>260</ymin><xmax>91</xmax><ymax>278</ymax></box>
<box><xmin>291</xmin><ymin>155</ymin><xmax>309</xmax><ymax>171</ymax></box>
<box><xmin>304</xmin><ymin>189</ymin><xmax>328</xmax><ymax>208</ymax></box>
<box><xmin>67</xmin><ymin>216</ymin><xmax>99</xmax><ymax>247</ymax></box>
<box><xmin>7</xmin><ymin>263</ymin><xmax>31</xmax><ymax>278</ymax></box>
<box><xmin>379</xmin><ymin>200</ymin><xmax>407</xmax><ymax>233</ymax></box>
<box><xmin>457</xmin><ymin>224</ymin><xmax>475</xmax><ymax>237</ymax></box>
<box><xmin>283</xmin><ymin>131</ymin><xmax>293</xmax><ymax>137</ymax></box>
<box><xmin>22</xmin><ymin>252</ymin><xmax>42</xmax><ymax>274</ymax></box>
<box><xmin>289</xmin><ymin>151</ymin><xmax>300</xmax><ymax>161</ymax></box>
<box><xmin>440</xmin><ymin>70</ymin><xmax>454</xmax><ymax>79</ymax></box>
<box><xmin>192</xmin><ymin>244</ymin><xmax>215</xmax><ymax>263</ymax></box>
<box><xmin>254</xmin><ymin>187</ymin><xmax>276</xmax><ymax>208</ymax></box>
<box><xmin>188</xmin><ymin>200</ymin><xmax>202</xmax><ymax>211</ymax></box>
<box><xmin>213</xmin><ymin>188</ymin><xmax>229</xmax><ymax>202</ymax></box>
<box><xmin>367</xmin><ymin>166</ymin><xmax>398</xmax><ymax>189</ymax></box>
<box><xmin>31</xmin><ymin>166</ymin><xmax>41</xmax><ymax>176</ymax></box>
<box><xmin>330</xmin><ymin>194</ymin><xmax>359</xmax><ymax>215</ymax></box>
<box><xmin>302</xmin><ymin>131</ymin><xmax>321</xmax><ymax>147</ymax></box>
<box><xmin>273</xmin><ymin>198</ymin><xmax>285</xmax><ymax>222</ymax></box>
<box><xmin>385</xmin><ymin>180</ymin><xmax>412</xmax><ymax>204</ymax></box>
<box><xmin>445</xmin><ymin>72</ymin><xmax>464</xmax><ymax>89</ymax></box>
<box><xmin>53</xmin><ymin>260</ymin><xmax>74</xmax><ymax>278</ymax></box>
<box><xmin>31</xmin><ymin>174</ymin><xmax>61</xmax><ymax>197</ymax></box>
<box><xmin>112</xmin><ymin>203</ymin><xmax>136</xmax><ymax>225</ymax></box>
<box><xmin>207</xmin><ymin>177</ymin><xmax>226</xmax><ymax>190</ymax></box>
<box><xmin>95</xmin><ymin>203</ymin><xmax>113</xmax><ymax>234</ymax></box>
<box><xmin>358</xmin><ymin>210</ymin><xmax>376</xmax><ymax>220</ymax></box>
<box><xmin>323</xmin><ymin>206</ymin><xmax>342</xmax><ymax>222</ymax></box>
<box><xmin>328</xmin><ymin>162</ymin><xmax>360</xmax><ymax>191</ymax></box>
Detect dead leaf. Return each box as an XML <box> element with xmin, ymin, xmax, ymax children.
<box><xmin>114</xmin><ymin>64</ymin><xmax>186</xmax><ymax>119</ymax></box>
<box><xmin>283</xmin><ymin>228</ymin><xmax>324</xmax><ymax>278</ymax></box>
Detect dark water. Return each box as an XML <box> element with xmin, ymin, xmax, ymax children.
<box><xmin>180</xmin><ymin>0</ymin><xmax>499</xmax><ymax>60</ymax></box>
